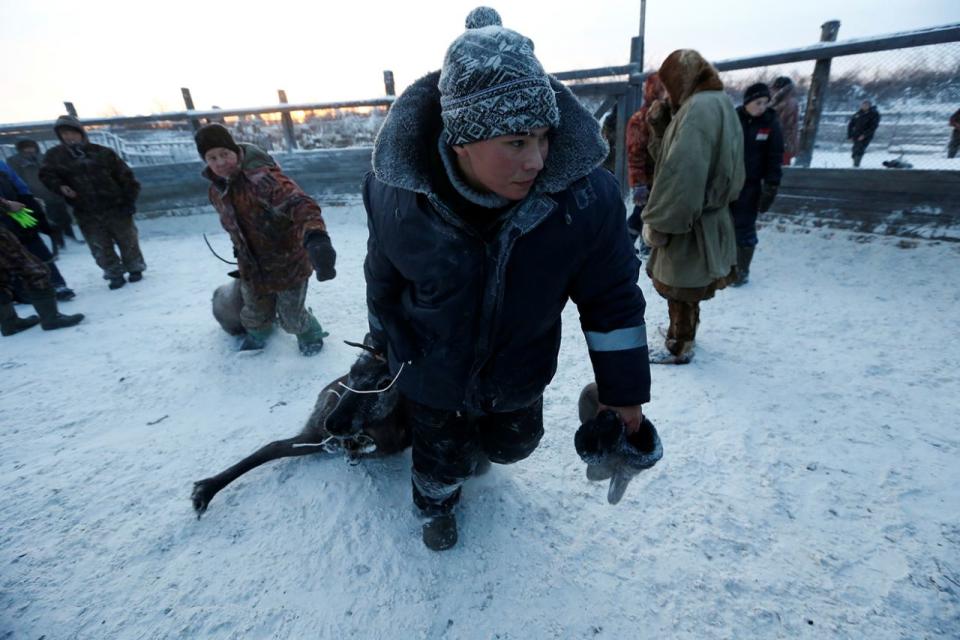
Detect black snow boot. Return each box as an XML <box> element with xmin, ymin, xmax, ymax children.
<box><xmin>127</xmin><ymin>271</ymin><xmax>143</xmax><ymax>283</ymax></box>
<box><xmin>1</xmin><ymin>293</ymin><xmax>40</xmax><ymax>336</ymax></box>
<box><xmin>422</xmin><ymin>512</ymin><xmax>458</xmax><ymax>551</ymax></box>
<box><xmin>732</xmin><ymin>245</ymin><xmax>755</xmax><ymax>287</ymax></box>
<box><xmin>108</xmin><ymin>276</ymin><xmax>126</xmax><ymax>290</ymax></box>
<box><xmin>31</xmin><ymin>289</ymin><xmax>84</xmax><ymax>330</ymax></box>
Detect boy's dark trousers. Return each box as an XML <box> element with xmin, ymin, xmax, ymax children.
<box><xmin>407</xmin><ymin>396</ymin><xmax>545</xmax><ymax>515</ymax></box>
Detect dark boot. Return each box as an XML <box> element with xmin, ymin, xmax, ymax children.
<box><xmin>732</xmin><ymin>245</ymin><xmax>755</xmax><ymax>287</ymax></box>
<box><xmin>31</xmin><ymin>290</ymin><xmax>84</xmax><ymax>330</ymax></box>
<box><xmin>422</xmin><ymin>512</ymin><xmax>458</xmax><ymax>551</ymax></box>
<box><xmin>55</xmin><ymin>285</ymin><xmax>76</xmax><ymax>301</ymax></box>
<box><xmin>238</xmin><ymin>327</ymin><xmax>271</xmax><ymax>351</ymax></box>
<box><xmin>127</xmin><ymin>271</ymin><xmax>143</xmax><ymax>282</ymax></box>
<box><xmin>50</xmin><ymin>227</ymin><xmax>66</xmax><ymax>250</ymax></box>
<box><xmin>108</xmin><ymin>276</ymin><xmax>126</xmax><ymax>290</ymax></box>
<box><xmin>296</xmin><ymin>315</ymin><xmax>328</xmax><ymax>356</ymax></box>
<box><xmin>1</xmin><ymin>294</ymin><xmax>40</xmax><ymax>336</ymax></box>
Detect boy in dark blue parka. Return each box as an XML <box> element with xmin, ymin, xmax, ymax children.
<box><xmin>730</xmin><ymin>83</ymin><xmax>784</xmax><ymax>286</ymax></box>
<box><xmin>363</xmin><ymin>6</ymin><xmax>652</xmax><ymax>550</ymax></box>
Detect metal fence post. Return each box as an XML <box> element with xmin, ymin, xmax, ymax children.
<box><xmin>796</xmin><ymin>20</ymin><xmax>841</xmax><ymax>167</ymax></box>
<box><xmin>383</xmin><ymin>71</ymin><xmax>396</xmax><ymax>97</ymax></box>
<box><xmin>64</xmin><ymin>102</ymin><xmax>77</xmax><ymax>117</ymax></box>
<box><xmin>278</xmin><ymin>90</ymin><xmax>297</xmax><ymax>152</ymax></box>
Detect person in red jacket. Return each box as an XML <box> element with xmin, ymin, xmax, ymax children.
<box><xmin>625</xmin><ymin>73</ymin><xmax>668</xmax><ymax>253</ymax></box>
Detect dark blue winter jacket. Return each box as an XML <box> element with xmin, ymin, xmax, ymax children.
<box><xmin>364</xmin><ymin>71</ymin><xmax>650</xmax><ymax>414</ymax></box>
<box><xmin>735</xmin><ymin>106</ymin><xmax>784</xmax><ymax>186</ymax></box>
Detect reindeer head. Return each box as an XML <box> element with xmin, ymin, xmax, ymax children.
<box><xmin>323</xmin><ymin>350</ymin><xmax>400</xmax><ymax>437</ymax></box>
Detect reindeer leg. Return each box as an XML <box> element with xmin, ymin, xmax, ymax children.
<box><xmin>191</xmin><ymin>433</ymin><xmax>333</xmax><ymax>518</ymax></box>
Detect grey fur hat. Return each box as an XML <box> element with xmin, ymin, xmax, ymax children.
<box><xmin>439</xmin><ymin>6</ymin><xmax>560</xmax><ymax>145</ymax></box>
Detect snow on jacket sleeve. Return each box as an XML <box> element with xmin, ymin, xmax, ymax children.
<box><xmin>361</xmin><ymin>174</ymin><xmax>419</xmax><ymax>364</ymax></box>
<box><xmin>569</xmin><ymin>174</ymin><xmax>651</xmax><ymax>407</ymax></box>
<box><xmin>642</xmin><ymin>110</ymin><xmax>714</xmax><ymax>235</ymax></box>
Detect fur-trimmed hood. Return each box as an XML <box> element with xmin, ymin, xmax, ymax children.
<box><xmin>372</xmin><ymin>70</ymin><xmax>607</xmax><ymax>197</ymax></box>
<box><xmin>658</xmin><ymin>49</ymin><xmax>724</xmax><ymax>108</ymax></box>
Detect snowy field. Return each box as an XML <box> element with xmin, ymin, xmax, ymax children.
<box><xmin>2</xmin><ymin>206</ymin><xmax>959</xmax><ymax>639</ymax></box>
<box><xmin>809</xmin><ymin>149</ymin><xmax>960</xmax><ymax>170</ymax></box>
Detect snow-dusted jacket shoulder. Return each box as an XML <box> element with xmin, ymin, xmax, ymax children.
<box><xmin>364</xmin><ymin>71</ymin><xmax>650</xmax><ymax>413</ymax></box>
<box><xmin>203</xmin><ymin>143</ymin><xmax>327</xmax><ymax>294</ymax></box>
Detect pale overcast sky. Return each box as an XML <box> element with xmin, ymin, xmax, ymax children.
<box><xmin>2</xmin><ymin>0</ymin><xmax>958</xmax><ymax>123</ymax></box>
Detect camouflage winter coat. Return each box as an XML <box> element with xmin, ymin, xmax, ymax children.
<box><xmin>0</xmin><ymin>225</ymin><xmax>51</xmax><ymax>296</ymax></box>
<box><xmin>203</xmin><ymin>144</ymin><xmax>327</xmax><ymax>294</ymax></box>
<box><xmin>38</xmin><ymin>116</ymin><xmax>140</xmax><ymax>221</ymax></box>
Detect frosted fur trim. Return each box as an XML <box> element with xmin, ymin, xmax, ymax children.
<box><xmin>372</xmin><ymin>71</ymin><xmax>608</xmax><ymax>196</ymax></box>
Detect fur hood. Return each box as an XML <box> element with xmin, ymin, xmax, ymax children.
<box><xmin>372</xmin><ymin>70</ymin><xmax>607</xmax><ymax>196</ymax></box>
<box><xmin>658</xmin><ymin>50</ymin><xmax>724</xmax><ymax>108</ymax></box>
<box><xmin>642</xmin><ymin>73</ymin><xmax>666</xmax><ymax>107</ymax></box>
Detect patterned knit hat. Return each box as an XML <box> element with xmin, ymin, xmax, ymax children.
<box><xmin>439</xmin><ymin>7</ymin><xmax>560</xmax><ymax>145</ymax></box>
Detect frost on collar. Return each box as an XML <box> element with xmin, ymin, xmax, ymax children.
<box><xmin>372</xmin><ymin>70</ymin><xmax>608</xmax><ymax>197</ymax></box>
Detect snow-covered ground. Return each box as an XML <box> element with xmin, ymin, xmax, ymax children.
<box><xmin>809</xmin><ymin>148</ymin><xmax>960</xmax><ymax>170</ymax></box>
<box><xmin>2</xmin><ymin>206</ymin><xmax>959</xmax><ymax>639</ymax></box>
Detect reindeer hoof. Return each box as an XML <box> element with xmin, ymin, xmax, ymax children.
<box><xmin>191</xmin><ymin>479</ymin><xmax>217</xmax><ymax>518</ymax></box>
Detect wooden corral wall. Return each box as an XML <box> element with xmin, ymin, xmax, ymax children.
<box><xmin>134</xmin><ymin>148</ymin><xmax>960</xmax><ymax>242</ymax></box>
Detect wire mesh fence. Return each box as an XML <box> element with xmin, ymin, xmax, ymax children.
<box><xmin>718</xmin><ymin>41</ymin><xmax>960</xmax><ymax>170</ymax></box>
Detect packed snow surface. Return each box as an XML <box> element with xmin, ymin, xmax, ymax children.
<box><xmin>2</xmin><ymin>206</ymin><xmax>958</xmax><ymax>639</ymax></box>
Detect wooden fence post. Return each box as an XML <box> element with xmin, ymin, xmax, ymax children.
<box><xmin>796</xmin><ymin>20</ymin><xmax>841</xmax><ymax>167</ymax></box>
<box><xmin>383</xmin><ymin>70</ymin><xmax>396</xmax><ymax>97</ymax></box>
<box><xmin>181</xmin><ymin>87</ymin><xmax>201</xmax><ymax>131</ymax></box>
<box><xmin>278</xmin><ymin>90</ymin><xmax>297</xmax><ymax>152</ymax></box>
<box><xmin>64</xmin><ymin>102</ymin><xmax>77</xmax><ymax>117</ymax></box>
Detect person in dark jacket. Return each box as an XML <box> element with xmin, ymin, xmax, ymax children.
<box><xmin>364</xmin><ymin>6</ymin><xmax>651</xmax><ymax>550</ymax></box>
<box><xmin>39</xmin><ymin>115</ymin><xmax>146</xmax><ymax>289</ymax></box>
<box><xmin>6</xmin><ymin>139</ymin><xmax>80</xmax><ymax>245</ymax></box>
<box><xmin>0</xmin><ymin>161</ymin><xmax>75</xmax><ymax>300</ymax></box>
<box><xmin>601</xmin><ymin>108</ymin><xmax>618</xmax><ymax>174</ymax></box>
<box><xmin>847</xmin><ymin>100</ymin><xmax>881</xmax><ymax>167</ymax></box>
<box><xmin>196</xmin><ymin>124</ymin><xmax>335</xmax><ymax>355</ymax></box>
<box><xmin>730</xmin><ymin>83</ymin><xmax>784</xmax><ymax>286</ymax></box>
<box><xmin>0</xmin><ymin>224</ymin><xmax>83</xmax><ymax>337</ymax></box>
<box><xmin>948</xmin><ymin>108</ymin><xmax>960</xmax><ymax>159</ymax></box>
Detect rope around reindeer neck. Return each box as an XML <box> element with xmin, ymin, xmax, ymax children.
<box><xmin>332</xmin><ymin>361</ymin><xmax>407</xmax><ymax>396</ymax></box>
